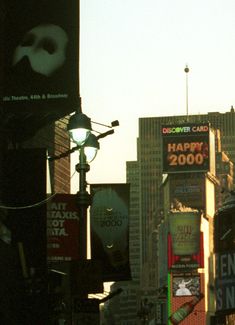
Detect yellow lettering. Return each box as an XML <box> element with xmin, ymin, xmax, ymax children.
<box><xmin>168</xmin><ymin>143</ymin><xmax>176</xmax><ymax>152</ymax></box>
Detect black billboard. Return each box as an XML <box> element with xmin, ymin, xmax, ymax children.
<box><xmin>2</xmin><ymin>0</ymin><xmax>79</xmax><ymax>120</ymax></box>
<box><xmin>161</xmin><ymin>123</ymin><xmax>210</xmax><ymax>174</ymax></box>
<box><xmin>90</xmin><ymin>183</ymin><xmax>131</xmax><ymax>282</ymax></box>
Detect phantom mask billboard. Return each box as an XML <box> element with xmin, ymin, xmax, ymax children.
<box><xmin>161</xmin><ymin>123</ymin><xmax>210</xmax><ymax>173</ymax></box>
<box><xmin>2</xmin><ymin>0</ymin><xmax>79</xmax><ymax>119</ymax></box>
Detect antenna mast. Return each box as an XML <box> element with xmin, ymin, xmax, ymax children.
<box><xmin>184</xmin><ymin>65</ymin><xmax>189</xmax><ymax>116</ymax></box>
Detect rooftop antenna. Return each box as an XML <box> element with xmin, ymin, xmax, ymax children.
<box><xmin>184</xmin><ymin>64</ymin><xmax>189</xmax><ymax>116</ymax></box>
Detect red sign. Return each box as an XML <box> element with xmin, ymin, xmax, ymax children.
<box><xmin>168</xmin><ymin>233</ymin><xmax>204</xmax><ymax>270</ymax></box>
<box><xmin>47</xmin><ymin>194</ymin><xmax>79</xmax><ymax>261</ymax></box>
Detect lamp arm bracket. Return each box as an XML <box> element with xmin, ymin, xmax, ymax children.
<box><xmin>48</xmin><ymin>145</ymin><xmax>80</xmax><ymax>161</ymax></box>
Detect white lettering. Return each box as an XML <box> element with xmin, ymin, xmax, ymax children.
<box><xmin>226</xmin><ymin>286</ymin><xmax>235</xmax><ymax>308</ymax></box>
<box><xmin>216</xmin><ymin>288</ymin><xmax>223</xmax><ymax>310</ymax></box>
<box><xmin>228</xmin><ymin>254</ymin><xmax>235</xmax><ymax>276</ymax></box>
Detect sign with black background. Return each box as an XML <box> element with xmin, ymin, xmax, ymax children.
<box><xmin>162</xmin><ymin>123</ymin><xmax>210</xmax><ymax>174</ymax></box>
<box><xmin>90</xmin><ymin>183</ymin><xmax>131</xmax><ymax>282</ymax></box>
<box><xmin>2</xmin><ymin>0</ymin><xmax>79</xmax><ymax>119</ymax></box>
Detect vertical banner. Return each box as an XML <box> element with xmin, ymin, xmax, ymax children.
<box><xmin>47</xmin><ymin>194</ymin><xmax>79</xmax><ymax>262</ymax></box>
<box><xmin>90</xmin><ymin>184</ymin><xmax>131</xmax><ymax>282</ymax></box>
<box><xmin>2</xmin><ymin>0</ymin><xmax>79</xmax><ymax>118</ymax></box>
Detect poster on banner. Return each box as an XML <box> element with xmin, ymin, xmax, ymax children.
<box><xmin>90</xmin><ymin>183</ymin><xmax>131</xmax><ymax>282</ymax></box>
<box><xmin>47</xmin><ymin>194</ymin><xmax>79</xmax><ymax>262</ymax></box>
<box><xmin>2</xmin><ymin>0</ymin><xmax>79</xmax><ymax>119</ymax></box>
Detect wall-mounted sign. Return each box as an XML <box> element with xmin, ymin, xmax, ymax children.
<box><xmin>2</xmin><ymin>0</ymin><xmax>79</xmax><ymax>121</ymax></box>
<box><xmin>169</xmin><ymin>211</ymin><xmax>201</xmax><ymax>256</ymax></box>
<box><xmin>168</xmin><ymin>213</ymin><xmax>204</xmax><ymax>270</ymax></box>
<box><xmin>172</xmin><ymin>273</ymin><xmax>201</xmax><ymax>297</ymax></box>
<box><xmin>169</xmin><ymin>174</ymin><xmax>205</xmax><ymax>210</ymax></box>
<box><xmin>161</xmin><ymin>123</ymin><xmax>210</xmax><ymax>173</ymax></box>
<box><xmin>215</xmin><ymin>251</ymin><xmax>235</xmax><ymax>312</ymax></box>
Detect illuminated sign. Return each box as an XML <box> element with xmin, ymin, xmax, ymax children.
<box><xmin>162</xmin><ymin>123</ymin><xmax>210</xmax><ymax>173</ymax></box>
<box><xmin>162</xmin><ymin>124</ymin><xmax>209</xmax><ymax>135</ymax></box>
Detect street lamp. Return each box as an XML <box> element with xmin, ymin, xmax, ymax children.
<box><xmin>67</xmin><ymin>112</ymin><xmax>100</xmax><ymax>260</ymax></box>
<box><xmin>66</xmin><ymin>108</ymin><xmax>119</xmax><ymax>263</ymax></box>
<box><xmin>67</xmin><ymin>112</ymin><xmax>92</xmax><ymax>146</ymax></box>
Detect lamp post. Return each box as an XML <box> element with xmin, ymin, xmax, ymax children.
<box><xmin>67</xmin><ymin>111</ymin><xmax>99</xmax><ymax>260</ymax></box>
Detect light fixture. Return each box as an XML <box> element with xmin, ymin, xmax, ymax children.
<box><xmin>67</xmin><ymin>112</ymin><xmax>92</xmax><ymax>146</ymax></box>
<box><xmin>84</xmin><ymin>133</ymin><xmax>100</xmax><ymax>163</ymax></box>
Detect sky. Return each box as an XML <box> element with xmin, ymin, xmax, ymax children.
<box><xmin>71</xmin><ymin>0</ymin><xmax>235</xmax><ymax>188</ymax></box>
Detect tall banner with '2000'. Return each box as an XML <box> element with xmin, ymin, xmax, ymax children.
<box><xmin>90</xmin><ymin>184</ymin><xmax>131</xmax><ymax>282</ymax></box>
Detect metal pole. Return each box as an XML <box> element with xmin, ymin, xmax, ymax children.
<box><xmin>76</xmin><ymin>147</ymin><xmax>91</xmax><ymax>260</ymax></box>
<box><xmin>184</xmin><ymin>65</ymin><xmax>189</xmax><ymax>116</ymax></box>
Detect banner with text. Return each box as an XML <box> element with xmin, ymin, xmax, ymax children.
<box><xmin>47</xmin><ymin>194</ymin><xmax>79</xmax><ymax>262</ymax></box>
<box><xmin>90</xmin><ymin>183</ymin><xmax>131</xmax><ymax>282</ymax></box>
<box><xmin>2</xmin><ymin>0</ymin><xmax>79</xmax><ymax>119</ymax></box>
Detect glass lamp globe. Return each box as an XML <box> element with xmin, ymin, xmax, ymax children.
<box><xmin>67</xmin><ymin>112</ymin><xmax>92</xmax><ymax>146</ymax></box>
<box><xmin>84</xmin><ymin>133</ymin><xmax>100</xmax><ymax>163</ymax></box>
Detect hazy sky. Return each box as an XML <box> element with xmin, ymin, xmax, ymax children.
<box><xmin>71</xmin><ymin>0</ymin><xmax>235</xmax><ymax>187</ymax></box>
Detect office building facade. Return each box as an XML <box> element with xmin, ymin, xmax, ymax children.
<box><xmin>107</xmin><ymin>107</ymin><xmax>235</xmax><ymax>324</ymax></box>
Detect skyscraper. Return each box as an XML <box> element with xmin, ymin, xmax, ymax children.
<box><xmin>138</xmin><ymin>108</ymin><xmax>235</xmax><ymax>290</ymax></box>
<box><xmin>107</xmin><ymin>107</ymin><xmax>235</xmax><ymax>324</ymax></box>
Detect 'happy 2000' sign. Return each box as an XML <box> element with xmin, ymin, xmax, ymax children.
<box><xmin>161</xmin><ymin>123</ymin><xmax>210</xmax><ymax>173</ymax></box>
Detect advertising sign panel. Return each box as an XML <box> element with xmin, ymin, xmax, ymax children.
<box><xmin>90</xmin><ymin>183</ymin><xmax>131</xmax><ymax>282</ymax></box>
<box><xmin>168</xmin><ymin>211</ymin><xmax>204</xmax><ymax>270</ymax></box>
<box><xmin>172</xmin><ymin>273</ymin><xmax>200</xmax><ymax>297</ymax></box>
<box><xmin>215</xmin><ymin>251</ymin><xmax>235</xmax><ymax>312</ymax></box>
<box><xmin>47</xmin><ymin>194</ymin><xmax>79</xmax><ymax>262</ymax></box>
<box><xmin>168</xmin><ymin>233</ymin><xmax>204</xmax><ymax>270</ymax></box>
<box><xmin>169</xmin><ymin>174</ymin><xmax>205</xmax><ymax>210</ymax></box>
<box><xmin>2</xmin><ymin>0</ymin><xmax>79</xmax><ymax>120</ymax></box>
<box><xmin>169</xmin><ymin>211</ymin><xmax>201</xmax><ymax>256</ymax></box>
<box><xmin>161</xmin><ymin>123</ymin><xmax>210</xmax><ymax>174</ymax></box>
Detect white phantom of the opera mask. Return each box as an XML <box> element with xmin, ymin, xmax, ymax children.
<box><xmin>13</xmin><ymin>24</ymin><xmax>68</xmax><ymax>77</ymax></box>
